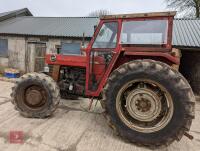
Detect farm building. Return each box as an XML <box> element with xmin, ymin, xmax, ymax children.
<box><xmin>0</xmin><ymin>8</ymin><xmax>200</xmax><ymax>94</ymax></box>
<box><xmin>0</xmin><ymin>8</ymin><xmax>98</xmax><ymax>73</ymax></box>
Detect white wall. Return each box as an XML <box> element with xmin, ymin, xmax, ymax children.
<box><xmin>0</xmin><ymin>36</ymin><xmax>89</xmax><ymax>73</ymax></box>
<box><xmin>8</xmin><ymin>37</ymin><xmax>26</xmax><ymax>72</ymax></box>
<box><xmin>0</xmin><ymin>36</ymin><xmax>26</xmax><ymax>72</ymax></box>
<box><xmin>46</xmin><ymin>39</ymin><xmax>61</xmax><ymax>54</ymax></box>
<box><xmin>0</xmin><ymin>57</ymin><xmax>8</xmax><ymax>67</ymax></box>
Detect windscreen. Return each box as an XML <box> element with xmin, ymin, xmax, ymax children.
<box><xmin>92</xmin><ymin>22</ymin><xmax>118</xmax><ymax>49</ymax></box>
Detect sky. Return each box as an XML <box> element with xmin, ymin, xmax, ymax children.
<box><xmin>0</xmin><ymin>0</ymin><xmax>168</xmax><ymax>17</ymax></box>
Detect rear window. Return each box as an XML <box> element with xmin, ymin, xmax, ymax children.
<box><xmin>121</xmin><ymin>20</ymin><xmax>168</xmax><ymax>45</ymax></box>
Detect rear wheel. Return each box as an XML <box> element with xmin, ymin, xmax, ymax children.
<box><xmin>116</xmin><ymin>79</ymin><xmax>174</xmax><ymax>134</ymax></box>
<box><xmin>102</xmin><ymin>60</ymin><xmax>195</xmax><ymax>148</ymax></box>
<box><xmin>11</xmin><ymin>73</ymin><xmax>60</xmax><ymax>118</ymax></box>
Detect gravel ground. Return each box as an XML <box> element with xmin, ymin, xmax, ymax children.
<box><xmin>0</xmin><ymin>81</ymin><xmax>199</xmax><ymax>151</ymax></box>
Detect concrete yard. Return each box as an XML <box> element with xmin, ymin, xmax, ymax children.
<box><xmin>0</xmin><ymin>81</ymin><xmax>200</xmax><ymax>151</ymax></box>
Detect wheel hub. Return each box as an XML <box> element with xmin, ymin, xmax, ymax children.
<box><xmin>116</xmin><ymin>79</ymin><xmax>174</xmax><ymax>133</ymax></box>
<box><xmin>25</xmin><ymin>86</ymin><xmax>46</xmax><ymax>108</ymax></box>
<box><xmin>126</xmin><ymin>88</ymin><xmax>161</xmax><ymax>122</ymax></box>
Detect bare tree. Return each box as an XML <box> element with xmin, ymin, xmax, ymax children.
<box><xmin>165</xmin><ymin>0</ymin><xmax>200</xmax><ymax>17</ymax></box>
<box><xmin>88</xmin><ymin>9</ymin><xmax>111</xmax><ymax>17</ymax></box>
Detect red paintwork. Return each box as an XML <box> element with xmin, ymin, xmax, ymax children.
<box><xmin>123</xmin><ymin>51</ymin><xmax>180</xmax><ymax>65</ymax></box>
<box><xmin>90</xmin><ymin>56</ymin><xmax>106</xmax><ymax>83</ymax></box>
<box><xmin>46</xmin><ymin>54</ymin><xmax>106</xmax><ymax>85</ymax></box>
<box><xmin>46</xmin><ymin>54</ymin><xmax>87</xmax><ymax>67</ymax></box>
<box><xmin>45</xmin><ymin>13</ymin><xmax>176</xmax><ymax>97</ymax></box>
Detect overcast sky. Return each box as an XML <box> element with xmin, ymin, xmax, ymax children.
<box><xmin>1</xmin><ymin>0</ymin><xmax>168</xmax><ymax>17</ymax></box>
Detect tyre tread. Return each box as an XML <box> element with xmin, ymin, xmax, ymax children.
<box><xmin>101</xmin><ymin>59</ymin><xmax>195</xmax><ymax>148</ymax></box>
<box><xmin>11</xmin><ymin>72</ymin><xmax>60</xmax><ymax>118</ymax></box>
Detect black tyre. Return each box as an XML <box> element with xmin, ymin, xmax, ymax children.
<box><xmin>11</xmin><ymin>73</ymin><xmax>60</xmax><ymax>118</ymax></box>
<box><xmin>102</xmin><ymin>60</ymin><xmax>195</xmax><ymax>148</ymax></box>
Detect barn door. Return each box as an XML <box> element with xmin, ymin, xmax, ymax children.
<box><xmin>34</xmin><ymin>43</ymin><xmax>46</xmax><ymax>72</ymax></box>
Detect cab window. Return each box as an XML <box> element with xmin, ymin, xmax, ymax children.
<box><xmin>92</xmin><ymin>22</ymin><xmax>118</xmax><ymax>49</ymax></box>
<box><xmin>121</xmin><ymin>20</ymin><xmax>168</xmax><ymax>45</ymax></box>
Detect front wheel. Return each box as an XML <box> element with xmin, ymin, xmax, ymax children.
<box><xmin>11</xmin><ymin>73</ymin><xmax>60</xmax><ymax>118</ymax></box>
<box><xmin>102</xmin><ymin>60</ymin><xmax>195</xmax><ymax>148</ymax></box>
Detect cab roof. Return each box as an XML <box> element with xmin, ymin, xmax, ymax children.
<box><xmin>101</xmin><ymin>11</ymin><xmax>176</xmax><ymax>20</ymax></box>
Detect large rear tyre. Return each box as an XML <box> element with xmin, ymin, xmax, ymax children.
<box><xmin>11</xmin><ymin>73</ymin><xmax>60</xmax><ymax>118</ymax></box>
<box><xmin>102</xmin><ymin>60</ymin><xmax>195</xmax><ymax>148</ymax></box>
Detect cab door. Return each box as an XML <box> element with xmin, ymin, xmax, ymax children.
<box><xmin>86</xmin><ymin>21</ymin><xmax>120</xmax><ymax>95</ymax></box>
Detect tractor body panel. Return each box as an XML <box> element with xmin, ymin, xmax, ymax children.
<box><xmin>46</xmin><ymin>54</ymin><xmax>87</xmax><ymax>67</ymax></box>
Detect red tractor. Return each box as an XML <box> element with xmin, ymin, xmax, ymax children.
<box><xmin>11</xmin><ymin>12</ymin><xmax>195</xmax><ymax>148</ymax></box>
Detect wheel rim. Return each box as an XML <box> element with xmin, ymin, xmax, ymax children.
<box><xmin>116</xmin><ymin>79</ymin><xmax>174</xmax><ymax>133</ymax></box>
<box><xmin>24</xmin><ymin>85</ymin><xmax>47</xmax><ymax>109</ymax></box>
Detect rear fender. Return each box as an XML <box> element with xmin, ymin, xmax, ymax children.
<box><xmin>113</xmin><ymin>51</ymin><xmax>180</xmax><ymax>71</ymax></box>
<box><xmin>124</xmin><ymin>51</ymin><xmax>179</xmax><ymax>64</ymax></box>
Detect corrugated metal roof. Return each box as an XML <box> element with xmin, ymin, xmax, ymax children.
<box><xmin>0</xmin><ymin>16</ymin><xmax>99</xmax><ymax>38</ymax></box>
<box><xmin>0</xmin><ymin>11</ymin><xmax>12</xmax><ymax>18</ymax></box>
<box><xmin>0</xmin><ymin>16</ymin><xmax>200</xmax><ymax>48</ymax></box>
<box><xmin>173</xmin><ymin>18</ymin><xmax>200</xmax><ymax>47</ymax></box>
<box><xmin>0</xmin><ymin>8</ymin><xmax>32</xmax><ymax>21</ymax></box>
